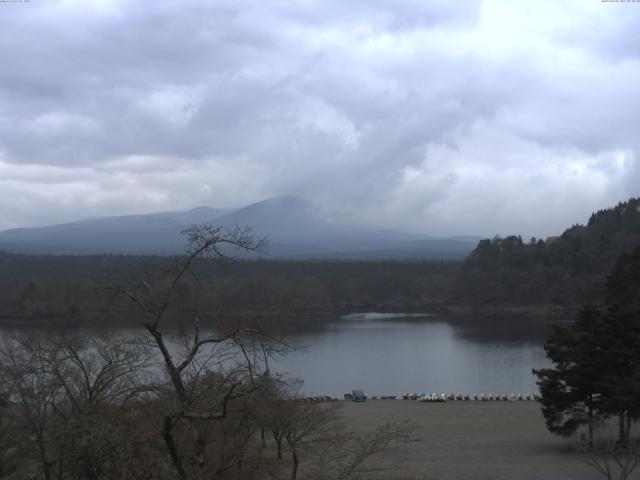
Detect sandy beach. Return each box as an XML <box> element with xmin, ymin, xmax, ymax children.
<box><xmin>337</xmin><ymin>399</ymin><xmax>601</xmax><ymax>480</ymax></box>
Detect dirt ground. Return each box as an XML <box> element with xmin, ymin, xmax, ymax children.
<box><xmin>337</xmin><ymin>399</ymin><xmax>602</xmax><ymax>480</ymax></box>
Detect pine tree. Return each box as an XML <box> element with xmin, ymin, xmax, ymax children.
<box><xmin>598</xmin><ymin>245</ymin><xmax>640</xmax><ymax>444</ymax></box>
<box><xmin>534</xmin><ymin>305</ymin><xmax>605</xmax><ymax>444</ymax></box>
<box><xmin>595</xmin><ymin>304</ymin><xmax>640</xmax><ymax>444</ymax></box>
<box><xmin>605</xmin><ymin>246</ymin><xmax>640</xmax><ymax>310</ymax></box>
<box><xmin>534</xmin><ymin>247</ymin><xmax>640</xmax><ymax>445</ymax></box>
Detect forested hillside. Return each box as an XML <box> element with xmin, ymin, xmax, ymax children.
<box><xmin>453</xmin><ymin>198</ymin><xmax>640</xmax><ymax>307</ymax></box>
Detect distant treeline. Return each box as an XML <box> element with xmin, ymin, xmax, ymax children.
<box><xmin>2</xmin><ymin>198</ymin><xmax>640</xmax><ymax>326</ymax></box>
<box><xmin>0</xmin><ymin>254</ymin><xmax>457</xmax><ymax>326</ymax></box>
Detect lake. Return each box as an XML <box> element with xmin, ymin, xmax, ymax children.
<box><xmin>0</xmin><ymin>312</ymin><xmax>556</xmax><ymax>399</ymax></box>
<box><xmin>271</xmin><ymin>313</ymin><xmax>553</xmax><ymax>397</ymax></box>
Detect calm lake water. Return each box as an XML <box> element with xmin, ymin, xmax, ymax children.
<box><xmin>271</xmin><ymin>313</ymin><xmax>553</xmax><ymax>397</ymax></box>
<box><xmin>0</xmin><ymin>312</ymin><xmax>555</xmax><ymax>399</ymax></box>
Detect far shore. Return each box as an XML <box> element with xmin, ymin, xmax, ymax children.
<box><xmin>334</xmin><ymin>399</ymin><xmax>599</xmax><ymax>480</ymax></box>
<box><xmin>0</xmin><ymin>303</ymin><xmax>578</xmax><ymax>329</ymax></box>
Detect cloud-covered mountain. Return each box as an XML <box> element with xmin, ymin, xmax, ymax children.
<box><xmin>144</xmin><ymin>207</ymin><xmax>233</xmax><ymax>225</ymax></box>
<box><xmin>214</xmin><ymin>196</ymin><xmax>479</xmax><ymax>258</ymax></box>
<box><xmin>0</xmin><ymin>197</ymin><xmax>478</xmax><ymax>258</ymax></box>
<box><xmin>1</xmin><ymin>2</ymin><xmax>639</xmax><ymax>238</ymax></box>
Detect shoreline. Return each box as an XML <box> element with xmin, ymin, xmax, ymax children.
<box><xmin>0</xmin><ymin>303</ymin><xmax>577</xmax><ymax>329</ymax></box>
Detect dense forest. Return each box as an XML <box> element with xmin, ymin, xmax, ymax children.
<box><xmin>0</xmin><ymin>254</ymin><xmax>456</xmax><ymax>328</ymax></box>
<box><xmin>453</xmin><ymin>198</ymin><xmax>640</xmax><ymax>308</ymax></box>
<box><xmin>1</xmin><ymin>198</ymin><xmax>639</xmax><ymax>327</ymax></box>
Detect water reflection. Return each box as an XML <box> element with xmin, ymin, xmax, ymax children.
<box><xmin>0</xmin><ymin>313</ymin><xmax>556</xmax><ymax>399</ymax></box>
<box><xmin>272</xmin><ymin>314</ymin><xmax>552</xmax><ymax>397</ymax></box>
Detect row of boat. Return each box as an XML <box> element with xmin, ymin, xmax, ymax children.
<box><xmin>399</xmin><ymin>392</ymin><xmax>534</xmax><ymax>401</ymax></box>
<box><xmin>299</xmin><ymin>396</ymin><xmax>339</xmax><ymax>402</ymax></box>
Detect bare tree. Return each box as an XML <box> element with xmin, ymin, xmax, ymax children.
<box><xmin>0</xmin><ymin>359</ymin><xmax>17</xmax><ymax>478</ymax></box>
<box><xmin>40</xmin><ymin>332</ymin><xmax>154</xmax><ymax>413</ymax></box>
<box><xmin>0</xmin><ymin>334</ymin><xmax>64</xmax><ymax>480</ymax></box>
<box><xmin>580</xmin><ymin>427</ymin><xmax>640</xmax><ymax>480</ymax></box>
<box><xmin>252</xmin><ymin>376</ymin><xmax>303</xmax><ymax>460</ymax></box>
<box><xmin>0</xmin><ymin>331</ymin><xmax>161</xmax><ymax>480</ymax></box>
<box><xmin>280</xmin><ymin>401</ymin><xmax>341</xmax><ymax>480</ymax></box>
<box><xmin>307</xmin><ymin>420</ymin><xmax>413</xmax><ymax>480</ymax></box>
<box><xmin>107</xmin><ymin>225</ymin><xmax>291</xmax><ymax>480</ymax></box>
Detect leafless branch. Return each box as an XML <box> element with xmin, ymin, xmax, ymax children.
<box><xmin>580</xmin><ymin>428</ymin><xmax>640</xmax><ymax>480</ymax></box>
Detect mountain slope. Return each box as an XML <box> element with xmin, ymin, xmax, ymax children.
<box><xmin>214</xmin><ymin>196</ymin><xmax>476</xmax><ymax>258</ymax></box>
<box><xmin>146</xmin><ymin>206</ymin><xmax>232</xmax><ymax>225</ymax></box>
<box><xmin>0</xmin><ymin>207</ymin><xmax>227</xmax><ymax>254</ymax></box>
<box><xmin>0</xmin><ymin>197</ymin><xmax>477</xmax><ymax>258</ymax></box>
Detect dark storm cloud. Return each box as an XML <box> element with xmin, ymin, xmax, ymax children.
<box><xmin>0</xmin><ymin>0</ymin><xmax>638</xmax><ymax>236</ymax></box>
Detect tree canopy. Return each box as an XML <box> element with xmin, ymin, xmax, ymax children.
<box><xmin>534</xmin><ymin>246</ymin><xmax>640</xmax><ymax>444</ymax></box>
<box><xmin>456</xmin><ymin>198</ymin><xmax>640</xmax><ymax>307</ymax></box>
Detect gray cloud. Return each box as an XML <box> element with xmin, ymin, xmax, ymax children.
<box><xmin>0</xmin><ymin>0</ymin><xmax>638</xmax><ymax>237</ymax></box>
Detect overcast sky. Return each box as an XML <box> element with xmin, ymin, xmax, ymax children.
<box><xmin>1</xmin><ymin>0</ymin><xmax>639</xmax><ymax>237</ymax></box>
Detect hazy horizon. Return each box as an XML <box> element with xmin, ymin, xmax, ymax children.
<box><xmin>0</xmin><ymin>193</ymin><xmax>594</xmax><ymax>240</ymax></box>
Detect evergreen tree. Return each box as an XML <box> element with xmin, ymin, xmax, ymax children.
<box><xmin>534</xmin><ymin>247</ymin><xmax>640</xmax><ymax>445</ymax></box>
<box><xmin>598</xmin><ymin>248</ymin><xmax>640</xmax><ymax>443</ymax></box>
<box><xmin>596</xmin><ymin>304</ymin><xmax>640</xmax><ymax>444</ymax></box>
<box><xmin>534</xmin><ymin>305</ymin><xmax>605</xmax><ymax>444</ymax></box>
<box><xmin>605</xmin><ymin>246</ymin><xmax>640</xmax><ymax>310</ymax></box>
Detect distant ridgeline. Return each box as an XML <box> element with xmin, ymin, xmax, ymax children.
<box><xmin>453</xmin><ymin>198</ymin><xmax>640</xmax><ymax>307</ymax></box>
